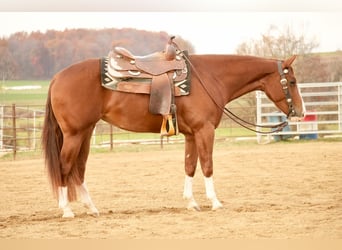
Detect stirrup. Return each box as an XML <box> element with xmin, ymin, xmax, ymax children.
<box><xmin>160</xmin><ymin>114</ymin><xmax>176</xmax><ymax>137</ymax></box>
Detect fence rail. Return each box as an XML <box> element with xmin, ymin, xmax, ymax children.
<box><xmin>2</xmin><ymin>82</ymin><xmax>342</xmax><ymax>159</ymax></box>
<box><xmin>0</xmin><ymin>101</ymin><xmax>254</xmax><ymax>159</ymax></box>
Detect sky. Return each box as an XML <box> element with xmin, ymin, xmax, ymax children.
<box><xmin>1</xmin><ymin>1</ymin><xmax>342</xmax><ymax>54</ymax></box>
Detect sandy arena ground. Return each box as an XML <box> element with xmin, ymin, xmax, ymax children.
<box><xmin>0</xmin><ymin>140</ymin><xmax>341</xmax><ymax>239</ymax></box>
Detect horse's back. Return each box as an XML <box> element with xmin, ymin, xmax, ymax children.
<box><xmin>52</xmin><ymin>58</ymin><xmax>101</xmax><ymax>89</ymax></box>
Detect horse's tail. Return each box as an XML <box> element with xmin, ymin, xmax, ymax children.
<box><xmin>42</xmin><ymin>82</ymin><xmax>63</xmax><ymax>199</ymax></box>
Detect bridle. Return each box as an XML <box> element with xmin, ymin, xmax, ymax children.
<box><xmin>176</xmin><ymin>45</ymin><xmax>294</xmax><ymax>134</ymax></box>
<box><xmin>277</xmin><ymin>61</ymin><xmax>296</xmax><ymax>118</ymax></box>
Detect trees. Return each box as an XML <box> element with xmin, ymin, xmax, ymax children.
<box><xmin>0</xmin><ymin>39</ymin><xmax>17</xmax><ymax>82</ymax></box>
<box><xmin>235</xmin><ymin>25</ymin><xmax>329</xmax><ymax>83</ymax></box>
<box><xmin>234</xmin><ymin>25</ymin><xmax>342</xmax><ymax>124</ymax></box>
<box><xmin>3</xmin><ymin>28</ymin><xmax>195</xmax><ymax>80</ymax></box>
<box><xmin>236</xmin><ymin>25</ymin><xmax>319</xmax><ymax>58</ymax></box>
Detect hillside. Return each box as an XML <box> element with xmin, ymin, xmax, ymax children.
<box><xmin>0</xmin><ymin>28</ymin><xmax>195</xmax><ymax>80</ymax></box>
<box><xmin>314</xmin><ymin>51</ymin><xmax>342</xmax><ymax>82</ymax></box>
<box><xmin>294</xmin><ymin>51</ymin><xmax>342</xmax><ymax>83</ymax></box>
<box><xmin>1</xmin><ymin>27</ymin><xmax>341</xmax><ymax>82</ymax></box>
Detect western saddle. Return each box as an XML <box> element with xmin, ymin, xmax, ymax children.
<box><xmin>104</xmin><ymin>36</ymin><xmax>189</xmax><ymax>137</ymax></box>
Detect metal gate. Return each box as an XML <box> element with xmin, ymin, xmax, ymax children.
<box><xmin>256</xmin><ymin>82</ymin><xmax>342</xmax><ymax>143</ymax></box>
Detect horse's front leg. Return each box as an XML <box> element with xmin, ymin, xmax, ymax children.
<box><xmin>183</xmin><ymin>134</ymin><xmax>200</xmax><ymax>211</ymax></box>
<box><xmin>195</xmin><ymin>126</ymin><xmax>223</xmax><ymax>210</ymax></box>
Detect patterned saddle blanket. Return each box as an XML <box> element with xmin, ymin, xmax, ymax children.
<box><xmin>101</xmin><ymin>52</ymin><xmax>191</xmax><ymax>97</ymax></box>
<box><xmin>100</xmin><ymin>37</ymin><xmax>191</xmax><ymax>136</ymax></box>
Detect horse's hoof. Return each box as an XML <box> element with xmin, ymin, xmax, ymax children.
<box><xmin>212</xmin><ymin>200</ymin><xmax>224</xmax><ymax>211</ymax></box>
<box><xmin>87</xmin><ymin>210</ymin><xmax>100</xmax><ymax>217</ymax></box>
<box><xmin>187</xmin><ymin>205</ymin><xmax>201</xmax><ymax>211</ymax></box>
<box><xmin>62</xmin><ymin>211</ymin><xmax>75</xmax><ymax>218</ymax></box>
<box><xmin>84</xmin><ymin>203</ymin><xmax>100</xmax><ymax>217</ymax></box>
<box><xmin>187</xmin><ymin>201</ymin><xmax>201</xmax><ymax>211</ymax></box>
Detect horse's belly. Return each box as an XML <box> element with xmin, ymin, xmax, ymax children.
<box><xmin>102</xmin><ymin>93</ymin><xmax>163</xmax><ymax>133</ymax></box>
<box><xmin>105</xmin><ymin>114</ymin><xmax>162</xmax><ymax>133</ymax></box>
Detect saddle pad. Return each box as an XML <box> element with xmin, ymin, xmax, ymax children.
<box><xmin>100</xmin><ymin>52</ymin><xmax>191</xmax><ymax>96</ymax></box>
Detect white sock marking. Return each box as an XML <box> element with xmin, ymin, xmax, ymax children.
<box><xmin>204</xmin><ymin>176</ymin><xmax>216</xmax><ymax>199</ymax></box>
<box><xmin>183</xmin><ymin>175</ymin><xmax>194</xmax><ymax>199</ymax></box>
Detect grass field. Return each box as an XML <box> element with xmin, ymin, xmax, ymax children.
<box><xmin>0</xmin><ymin>80</ymin><xmax>50</xmax><ymax>105</ymax></box>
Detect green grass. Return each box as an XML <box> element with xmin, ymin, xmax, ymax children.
<box><xmin>0</xmin><ymin>80</ymin><xmax>50</xmax><ymax>105</ymax></box>
<box><xmin>88</xmin><ymin>127</ymin><xmax>255</xmax><ymax>146</ymax></box>
<box><xmin>0</xmin><ymin>150</ymin><xmax>43</xmax><ymax>161</ymax></box>
<box><xmin>216</xmin><ymin>127</ymin><xmax>255</xmax><ymax>138</ymax></box>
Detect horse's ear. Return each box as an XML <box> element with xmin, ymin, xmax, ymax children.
<box><xmin>283</xmin><ymin>55</ymin><xmax>297</xmax><ymax>67</ymax></box>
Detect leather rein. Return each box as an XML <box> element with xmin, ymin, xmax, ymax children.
<box><xmin>175</xmin><ymin>44</ymin><xmax>291</xmax><ymax>134</ymax></box>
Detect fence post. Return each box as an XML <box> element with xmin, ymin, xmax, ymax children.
<box><xmin>12</xmin><ymin>104</ymin><xmax>16</xmax><ymax>160</ymax></box>
<box><xmin>339</xmin><ymin>83</ymin><xmax>342</xmax><ymax>131</ymax></box>
<box><xmin>0</xmin><ymin>105</ymin><xmax>3</xmax><ymax>150</ymax></box>
<box><xmin>110</xmin><ymin>125</ymin><xmax>113</xmax><ymax>151</ymax></box>
<box><xmin>33</xmin><ymin>110</ymin><xmax>36</xmax><ymax>150</ymax></box>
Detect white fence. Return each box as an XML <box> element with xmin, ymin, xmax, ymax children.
<box><xmin>256</xmin><ymin>82</ymin><xmax>342</xmax><ymax>143</ymax></box>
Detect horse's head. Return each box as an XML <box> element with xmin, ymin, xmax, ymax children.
<box><xmin>263</xmin><ymin>55</ymin><xmax>305</xmax><ymax>120</ymax></box>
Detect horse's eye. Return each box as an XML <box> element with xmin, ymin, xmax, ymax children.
<box><xmin>290</xmin><ymin>80</ymin><xmax>296</xmax><ymax>85</ymax></box>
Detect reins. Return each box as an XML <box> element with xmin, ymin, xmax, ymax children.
<box><xmin>174</xmin><ymin>44</ymin><xmax>288</xmax><ymax>135</ymax></box>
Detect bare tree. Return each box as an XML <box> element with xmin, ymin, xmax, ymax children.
<box><xmin>236</xmin><ymin>25</ymin><xmax>327</xmax><ymax>83</ymax></box>
<box><xmin>236</xmin><ymin>25</ymin><xmax>319</xmax><ymax>58</ymax></box>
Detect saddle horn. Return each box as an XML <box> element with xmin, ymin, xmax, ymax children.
<box><xmin>165</xmin><ymin>36</ymin><xmax>177</xmax><ymax>61</ymax></box>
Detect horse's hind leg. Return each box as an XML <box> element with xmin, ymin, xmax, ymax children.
<box><xmin>58</xmin><ymin>128</ymin><xmax>98</xmax><ymax>218</ymax></box>
<box><xmin>75</xmin><ymin>127</ymin><xmax>99</xmax><ymax>216</ymax></box>
<box><xmin>58</xmin><ymin>133</ymin><xmax>83</xmax><ymax>218</ymax></box>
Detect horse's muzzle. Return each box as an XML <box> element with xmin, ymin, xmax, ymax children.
<box><xmin>289</xmin><ymin>110</ymin><xmax>305</xmax><ymax>122</ymax></box>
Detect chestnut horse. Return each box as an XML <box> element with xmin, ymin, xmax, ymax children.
<box><xmin>42</xmin><ymin>54</ymin><xmax>305</xmax><ymax>218</ymax></box>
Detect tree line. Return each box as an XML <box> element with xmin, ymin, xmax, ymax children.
<box><xmin>0</xmin><ymin>25</ymin><xmax>341</xmax><ymax>82</ymax></box>
<box><xmin>0</xmin><ymin>28</ymin><xmax>194</xmax><ymax>80</ymax></box>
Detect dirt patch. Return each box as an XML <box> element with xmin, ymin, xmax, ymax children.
<box><xmin>0</xmin><ymin>140</ymin><xmax>341</xmax><ymax>238</ymax></box>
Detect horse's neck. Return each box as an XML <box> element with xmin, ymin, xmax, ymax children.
<box><xmin>215</xmin><ymin>55</ymin><xmax>276</xmax><ymax>102</ymax></box>
<box><xmin>189</xmin><ymin>55</ymin><xmax>276</xmax><ymax>104</ymax></box>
